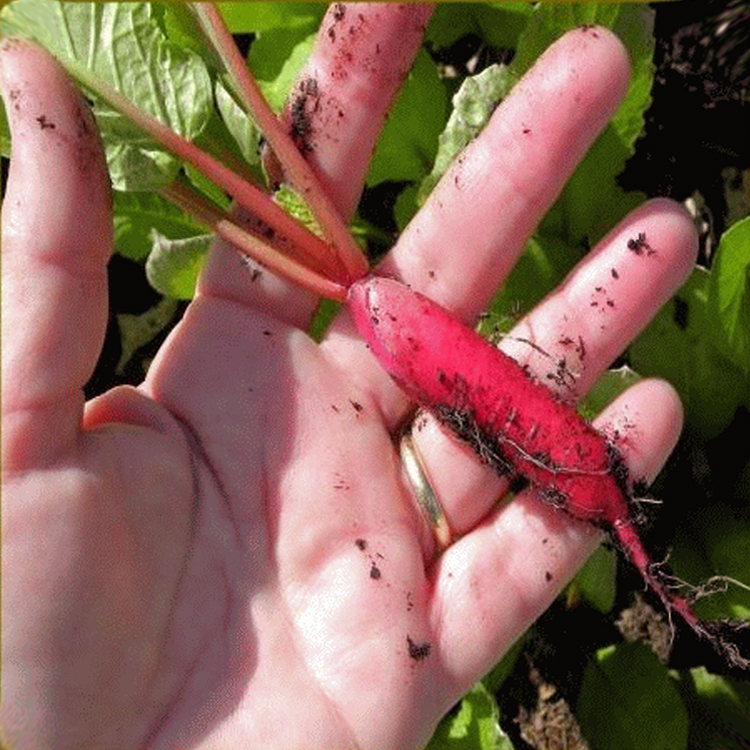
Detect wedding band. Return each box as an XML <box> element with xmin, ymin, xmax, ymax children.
<box><xmin>400</xmin><ymin>427</ymin><xmax>452</xmax><ymax>550</ymax></box>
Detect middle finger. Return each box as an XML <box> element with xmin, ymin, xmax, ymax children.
<box><xmin>324</xmin><ymin>27</ymin><xmax>631</xmax><ymax>423</ymax></box>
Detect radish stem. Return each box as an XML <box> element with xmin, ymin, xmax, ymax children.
<box><xmin>160</xmin><ymin>181</ymin><xmax>348</xmax><ymax>302</ymax></box>
<box><xmin>190</xmin><ymin>3</ymin><xmax>369</xmax><ymax>284</ymax></box>
<box><xmin>161</xmin><ymin>178</ymin><xmax>338</xmax><ymax>279</ymax></box>
<box><xmin>61</xmin><ymin>56</ymin><xmax>348</xmax><ymax>285</ymax></box>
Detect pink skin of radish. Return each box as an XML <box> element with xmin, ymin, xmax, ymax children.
<box><xmin>348</xmin><ymin>276</ymin><xmax>748</xmax><ymax>668</ymax></box>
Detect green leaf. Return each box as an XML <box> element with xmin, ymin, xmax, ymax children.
<box><xmin>512</xmin><ymin>3</ymin><xmax>622</xmax><ymax>78</ymax></box>
<box><xmin>367</xmin><ymin>49</ymin><xmax>447</xmax><ymax>187</ymax></box>
<box><xmin>0</xmin><ymin>92</ymin><xmax>9</xmax><ymax>157</ymax></box>
<box><xmin>555</xmin><ymin>129</ymin><xmax>646</xmax><ymax>247</ymax></box>
<box><xmin>670</xmin><ymin>504</ymin><xmax>750</xmax><ymax>622</ymax></box>
<box><xmin>426</xmin><ymin>682</ymin><xmax>515</xmax><ymax>750</ymax></box>
<box><xmin>1</xmin><ymin>0</ymin><xmax>214</xmax><ymax>191</ymax></box>
<box><xmin>629</xmin><ymin>267</ymin><xmax>749</xmax><ymax>438</ymax></box>
<box><xmin>113</xmin><ymin>190</ymin><xmax>208</xmax><ymax>262</ymax></box>
<box><xmin>215</xmin><ymin>81</ymin><xmax>262</xmax><ymax>165</ymax></box>
<box><xmin>549</xmin><ymin>4</ymin><xmax>655</xmax><ymax>245</ymax></box>
<box><xmin>577</xmin><ymin>642</ymin><xmax>689</xmax><ymax>750</ymax></box>
<box><xmin>232</xmin><ymin>0</ymin><xmax>322</xmax><ymax>94</ymax></box>
<box><xmin>707</xmin><ymin>217</ymin><xmax>750</xmax><ymax>376</ymax></box>
<box><xmin>483</xmin><ymin>233</ymin><xmax>584</xmax><ymax>335</ymax></box>
<box><xmin>418</xmin><ymin>62</ymin><xmax>513</xmax><ymax>202</ymax></box>
<box><xmin>192</xmin><ymin>101</ymin><xmax>265</xmax><ymax>188</ymax></box>
<box><xmin>145</xmin><ymin>230</ymin><xmax>211</xmax><ymax>300</ymax></box>
<box><xmin>572</xmin><ymin>544</ymin><xmax>618</xmax><ymax>613</ymax></box>
<box><xmin>680</xmin><ymin>667</ymin><xmax>750</xmax><ymax>750</ymax></box>
<box><xmin>394</xmin><ymin>183</ymin><xmax>421</xmax><ymax>232</ymax></box>
<box><xmin>491</xmin><ymin>4</ymin><xmax>654</xmax><ymax>248</ymax></box>
<box><xmin>257</xmin><ymin>33</ymin><xmax>317</xmax><ymax>113</ymax></box>
<box><xmin>309</xmin><ymin>298</ymin><xmax>342</xmax><ymax>342</ymax></box>
<box><xmin>218</xmin><ymin>2</ymin><xmax>324</xmax><ymax>35</ymax></box>
<box><xmin>116</xmin><ymin>296</ymin><xmax>179</xmax><ymax>376</ymax></box>
<box><xmin>274</xmin><ymin>183</ymin><xmax>328</xmax><ymax>240</ymax></box>
<box><xmin>611</xmin><ymin>5</ymin><xmax>658</xmax><ymax>152</ymax></box>
<box><xmin>426</xmin><ymin>2</ymin><xmax>532</xmax><ymax>53</ymax></box>
<box><xmin>162</xmin><ymin>3</ymin><xmax>220</xmax><ymax>72</ymax></box>
<box><xmin>105</xmin><ymin>141</ymin><xmax>180</xmax><ymax>192</ymax></box>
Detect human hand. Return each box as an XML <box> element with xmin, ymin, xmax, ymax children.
<box><xmin>1</xmin><ymin>15</ymin><xmax>696</xmax><ymax>750</ymax></box>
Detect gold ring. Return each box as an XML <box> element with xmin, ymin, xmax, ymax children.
<box><xmin>400</xmin><ymin>427</ymin><xmax>452</xmax><ymax>551</ymax></box>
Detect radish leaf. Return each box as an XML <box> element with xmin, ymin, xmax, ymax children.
<box><xmin>571</xmin><ymin>545</ymin><xmax>618</xmax><ymax>614</ymax></box>
<box><xmin>426</xmin><ymin>682</ymin><xmax>515</xmax><ymax>750</ymax></box>
<box><xmin>630</xmin><ymin>268</ymin><xmax>749</xmax><ymax>438</ymax></box>
<box><xmin>680</xmin><ymin>667</ymin><xmax>750</xmax><ymax>750</ymax></box>
<box><xmin>552</xmin><ymin>3</ymin><xmax>655</xmax><ymax>245</ymax></box>
<box><xmin>426</xmin><ymin>2</ymin><xmax>531</xmax><ymax>52</ymax></box>
<box><xmin>0</xmin><ymin>93</ymin><xmax>8</xmax><ymax>156</ymax></box>
<box><xmin>578</xmin><ymin>365</ymin><xmax>642</xmax><ymax>421</ymax></box>
<box><xmin>671</xmin><ymin>504</ymin><xmax>750</xmax><ymax>622</ymax></box>
<box><xmin>417</xmin><ymin>62</ymin><xmax>513</xmax><ymax>203</ymax></box>
<box><xmin>215</xmin><ymin>80</ymin><xmax>263</xmax><ymax>165</ymax></box>
<box><xmin>511</xmin><ymin>3</ymin><xmax>621</xmax><ymax>77</ymax></box>
<box><xmin>0</xmin><ymin>0</ymin><xmax>213</xmax><ymax>191</ymax></box>
<box><xmin>257</xmin><ymin>33</ymin><xmax>317</xmax><ymax>112</ymax></box>
<box><xmin>485</xmin><ymin>234</ymin><xmax>581</xmax><ymax>329</ymax></box>
<box><xmin>116</xmin><ymin>297</ymin><xmax>179</xmax><ymax>377</ymax></box>
<box><xmin>219</xmin><ymin>2</ymin><xmax>324</xmax><ymax>36</ymax></box>
<box><xmin>113</xmin><ymin>191</ymin><xmax>209</xmax><ymax>263</ymax></box>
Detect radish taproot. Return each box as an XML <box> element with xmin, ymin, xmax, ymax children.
<box><xmin>348</xmin><ymin>275</ymin><xmax>750</xmax><ymax>672</ymax></box>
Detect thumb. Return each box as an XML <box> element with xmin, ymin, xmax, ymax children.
<box><xmin>1</xmin><ymin>39</ymin><xmax>112</xmax><ymax>473</ymax></box>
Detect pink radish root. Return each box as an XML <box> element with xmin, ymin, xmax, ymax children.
<box><xmin>348</xmin><ymin>275</ymin><xmax>750</xmax><ymax>673</ymax></box>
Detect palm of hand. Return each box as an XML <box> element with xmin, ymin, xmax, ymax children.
<box><xmin>1</xmin><ymin>17</ymin><xmax>696</xmax><ymax>750</ymax></box>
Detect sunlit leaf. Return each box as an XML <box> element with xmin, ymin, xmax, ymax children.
<box><xmin>0</xmin><ymin>0</ymin><xmax>213</xmax><ymax>190</ymax></box>
<box><xmin>116</xmin><ymin>296</ymin><xmax>179</xmax><ymax>376</ymax></box>
<box><xmin>426</xmin><ymin>2</ymin><xmax>532</xmax><ymax>52</ymax></box>
<box><xmin>680</xmin><ymin>667</ymin><xmax>750</xmax><ymax>750</ymax></box>
<box><xmin>630</xmin><ymin>267</ymin><xmax>749</xmax><ymax>438</ymax></box>
<box><xmin>113</xmin><ymin>190</ymin><xmax>209</xmax><ymax>262</ymax></box>
<box><xmin>145</xmin><ymin>230</ymin><xmax>211</xmax><ymax>300</ymax></box>
<box><xmin>578</xmin><ymin>365</ymin><xmax>642</xmax><ymax>421</ymax></box>
<box><xmin>426</xmin><ymin>682</ymin><xmax>515</xmax><ymax>750</ymax></box>
<box><xmin>367</xmin><ymin>49</ymin><xmax>447</xmax><ymax>186</ymax></box>
<box><xmin>418</xmin><ymin>63</ymin><xmax>513</xmax><ymax>203</ymax></box>
<box><xmin>670</xmin><ymin>503</ymin><xmax>750</xmax><ymax>622</ymax></box>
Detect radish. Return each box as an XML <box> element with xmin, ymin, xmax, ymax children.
<box><xmin>348</xmin><ymin>275</ymin><xmax>750</xmax><ymax>672</ymax></box>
